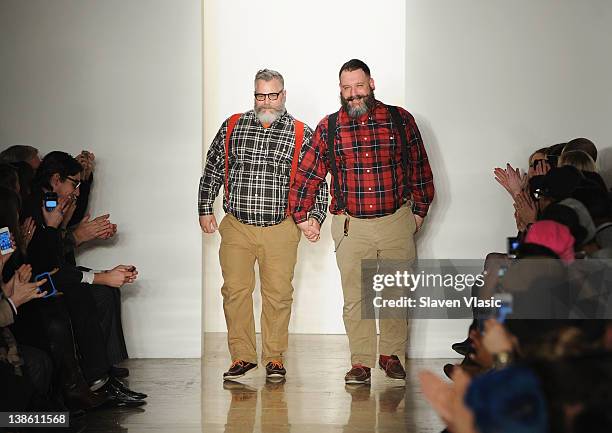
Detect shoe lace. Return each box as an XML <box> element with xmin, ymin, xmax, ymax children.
<box><xmin>270</xmin><ymin>360</ymin><xmax>283</xmax><ymax>369</ymax></box>
<box><xmin>230</xmin><ymin>360</ymin><xmax>244</xmax><ymax>369</ymax></box>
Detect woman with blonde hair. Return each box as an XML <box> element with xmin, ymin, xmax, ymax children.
<box><xmin>558</xmin><ymin>150</ymin><xmax>597</xmax><ymax>173</ymax></box>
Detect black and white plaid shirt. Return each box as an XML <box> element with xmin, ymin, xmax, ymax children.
<box><xmin>198</xmin><ymin>110</ymin><xmax>329</xmax><ymax>227</ymax></box>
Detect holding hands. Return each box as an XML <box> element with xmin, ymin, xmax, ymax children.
<box><xmin>297</xmin><ymin>218</ymin><xmax>320</xmax><ymax>242</ymax></box>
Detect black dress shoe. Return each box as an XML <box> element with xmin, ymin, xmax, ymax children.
<box><xmin>451</xmin><ymin>338</ymin><xmax>472</xmax><ymax>356</ymax></box>
<box><xmin>107</xmin><ymin>376</ymin><xmax>148</xmax><ymax>400</ymax></box>
<box><xmin>223</xmin><ymin>360</ymin><xmax>258</xmax><ymax>380</ymax></box>
<box><xmin>110</xmin><ymin>365</ymin><xmax>130</xmax><ymax>379</ymax></box>
<box><xmin>100</xmin><ymin>395</ymin><xmax>147</xmax><ymax>409</ymax></box>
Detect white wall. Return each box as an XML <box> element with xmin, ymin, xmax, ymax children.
<box><xmin>404</xmin><ymin>0</ymin><xmax>612</xmax><ymax>355</ymax></box>
<box><xmin>204</xmin><ymin>0</ymin><xmax>612</xmax><ymax>358</ymax></box>
<box><xmin>2</xmin><ymin>0</ymin><xmax>609</xmax><ymax>359</ymax></box>
<box><xmin>0</xmin><ymin>0</ymin><xmax>203</xmax><ymax>357</ymax></box>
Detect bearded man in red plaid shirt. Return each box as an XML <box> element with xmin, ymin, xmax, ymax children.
<box><xmin>289</xmin><ymin>59</ymin><xmax>435</xmax><ymax>384</ymax></box>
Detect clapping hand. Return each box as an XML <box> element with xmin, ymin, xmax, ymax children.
<box><xmin>3</xmin><ymin>264</ymin><xmax>48</xmax><ymax>307</ymax></box>
<box><xmin>76</xmin><ymin>150</ymin><xmax>95</xmax><ymax>179</ymax></box>
<box><xmin>493</xmin><ymin>163</ymin><xmax>523</xmax><ymax>197</ymax></box>
<box><xmin>513</xmin><ymin>190</ymin><xmax>537</xmax><ymax>228</ymax></box>
<box><xmin>73</xmin><ymin>213</ymin><xmax>117</xmax><ymax>245</ymax></box>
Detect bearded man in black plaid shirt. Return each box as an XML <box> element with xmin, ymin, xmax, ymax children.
<box><xmin>198</xmin><ymin>69</ymin><xmax>328</xmax><ymax>381</ymax></box>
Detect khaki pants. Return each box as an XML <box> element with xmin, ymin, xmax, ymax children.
<box><xmin>331</xmin><ymin>206</ymin><xmax>417</xmax><ymax>368</ymax></box>
<box><xmin>218</xmin><ymin>214</ymin><xmax>301</xmax><ymax>365</ymax></box>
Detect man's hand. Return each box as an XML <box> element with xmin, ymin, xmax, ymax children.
<box><xmin>199</xmin><ymin>215</ymin><xmax>218</xmax><ymax>234</ymax></box>
<box><xmin>73</xmin><ymin>213</ymin><xmax>116</xmax><ymax>245</ymax></box>
<box><xmin>297</xmin><ymin>218</ymin><xmax>320</xmax><ymax>242</ymax></box>
<box><xmin>60</xmin><ymin>197</ymin><xmax>78</xmax><ymax>229</ymax></box>
<box><xmin>76</xmin><ymin>150</ymin><xmax>95</xmax><ymax>179</ymax></box>
<box><xmin>42</xmin><ymin>195</ymin><xmax>70</xmax><ymax>229</ymax></box>
<box><xmin>414</xmin><ymin>214</ymin><xmax>424</xmax><ymax>232</ymax></box>
<box><xmin>94</xmin><ymin>265</ymin><xmax>138</xmax><ymax>288</ymax></box>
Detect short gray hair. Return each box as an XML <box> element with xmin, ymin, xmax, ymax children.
<box><xmin>254</xmin><ymin>69</ymin><xmax>284</xmax><ymax>87</ymax></box>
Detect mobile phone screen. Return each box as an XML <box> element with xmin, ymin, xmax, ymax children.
<box><xmin>0</xmin><ymin>228</ymin><xmax>13</xmax><ymax>255</ymax></box>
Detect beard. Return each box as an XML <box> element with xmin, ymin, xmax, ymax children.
<box><xmin>255</xmin><ymin>103</ymin><xmax>286</xmax><ymax>124</ymax></box>
<box><xmin>340</xmin><ymin>90</ymin><xmax>376</xmax><ymax>118</ymax></box>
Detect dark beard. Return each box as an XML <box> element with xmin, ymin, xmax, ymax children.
<box><xmin>340</xmin><ymin>90</ymin><xmax>376</xmax><ymax>118</ymax></box>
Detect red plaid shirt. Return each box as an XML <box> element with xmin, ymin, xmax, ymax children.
<box><xmin>289</xmin><ymin>100</ymin><xmax>434</xmax><ymax>222</ymax></box>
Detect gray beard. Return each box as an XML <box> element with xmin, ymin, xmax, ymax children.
<box><xmin>255</xmin><ymin>105</ymin><xmax>285</xmax><ymax>124</ymax></box>
<box><xmin>340</xmin><ymin>91</ymin><xmax>375</xmax><ymax>118</ymax></box>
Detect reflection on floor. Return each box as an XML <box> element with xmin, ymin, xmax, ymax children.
<box><xmin>80</xmin><ymin>333</ymin><xmax>455</xmax><ymax>432</ymax></box>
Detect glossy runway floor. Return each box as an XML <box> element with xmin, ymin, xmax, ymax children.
<box><xmin>81</xmin><ymin>334</ymin><xmax>454</xmax><ymax>433</ymax></box>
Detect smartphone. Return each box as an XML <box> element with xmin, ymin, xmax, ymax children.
<box><xmin>35</xmin><ymin>272</ymin><xmax>58</xmax><ymax>298</ymax></box>
<box><xmin>507</xmin><ymin>237</ymin><xmax>520</xmax><ymax>258</ymax></box>
<box><xmin>44</xmin><ymin>192</ymin><xmax>58</xmax><ymax>212</ymax></box>
<box><xmin>0</xmin><ymin>227</ymin><xmax>14</xmax><ymax>255</ymax></box>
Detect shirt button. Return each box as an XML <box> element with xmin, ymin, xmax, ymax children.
<box><xmin>366</xmin><ymin>169</ymin><xmax>370</xmax><ymax>173</ymax></box>
<box><xmin>364</xmin><ymin>137</ymin><xmax>368</xmax><ymax>141</ymax></box>
<box><xmin>390</xmin><ymin>136</ymin><xmax>394</xmax><ymax>140</ymax></box>
<box><xmin>368</xmin><ymin>187</ymin><xmax>372</xmax><ymax>191</ymax></box>
<box><xmin>369</xmin><ymin>205</ymin><xmax>373</xmax><ymax>208</ymax></box>
<box><xmin>365</xmin><ymin>153</ymin><xmax>369</xmax><ymax>157</ymax></box>
<box><xmin>361</xmin><ymin>122</ymin><xmax>365</xmax><ymax>125</ymax></box>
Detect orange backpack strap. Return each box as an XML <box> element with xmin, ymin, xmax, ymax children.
<box><xmin>224</xmin><ymin>113</ymin><xmax>242</xmax><ymax>204</ymax></box>
<box><xmin>286</xmin><ymin>120</ymin><xmax>305</xmax><ymax>216</ymax></box>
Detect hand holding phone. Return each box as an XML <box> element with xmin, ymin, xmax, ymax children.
<box><xmin>42</xmin><ymin>195</ymin><xmax>70</xmax><ymax>228</ymax></box>
<box><xmin>35</xmin><ymin>271</ymin><xmax>59</xmax><ymax>298</ymax></box>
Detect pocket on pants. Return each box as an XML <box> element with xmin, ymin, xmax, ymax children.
<box><xmin>331</xmin><ymin>215</ymin><xmax>346</xmax><ymax>251</ymax></box>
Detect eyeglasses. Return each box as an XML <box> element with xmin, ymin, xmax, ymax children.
<box><xmin>529</xmin><ymin>159</ymin><xmax>547</xmax><ymax>168</ymax></box>
<box><xmin>254</xmin><ymin>90</ymin><xmax>283</xmax><ymax>101</ymax></box>
<box><xmin>66</xmin><ymin>176</ymin><xmax>81</xmax><ymax>190</ymax></box>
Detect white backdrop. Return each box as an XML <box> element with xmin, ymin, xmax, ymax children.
<box><xmin>0</xmin><ymin>0</ymin><xmax>203</xmax><ymax>357</ymax></box>
<box><xmin>1</xmin><ymin>1</ymin><xmax>610</xmax><ymax>358</ymax></box>
<box><xmin>204</xmin><ymin>0</ymin><xmax>612</xmax><ymax>357</ymax></box>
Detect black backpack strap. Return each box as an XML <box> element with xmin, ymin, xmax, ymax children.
<box><xmin>327</xmin><ymin>112</ymin><xmax>346</xmax><ymax>211</ymax></box>
<box><xmin>387</xmin><ymin>105</ymin><xmax>410</xmax><ymax>201</ymax></box>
